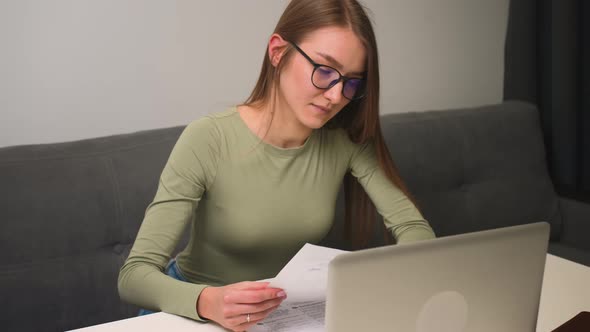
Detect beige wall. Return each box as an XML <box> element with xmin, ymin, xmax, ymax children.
<box><xmin>0</xmin><ymin>0</ymin><xmax>509</xmax><ymax>147</ymax></box>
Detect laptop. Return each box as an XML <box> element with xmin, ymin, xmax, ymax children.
<box><xmin>325</xmin><ymin>222</ymin><xmax>550</xmax><ymax>332</ymax></box>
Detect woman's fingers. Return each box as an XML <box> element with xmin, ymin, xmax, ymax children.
<box><xmin>201</xmin><ymin>282</ymin><xmax>287</xmax><ymax>332</ymax></box>
<box><xmin>224</xmin><ymin>287</ymin><xmax>286</xmax><ymax>305</ymax></box>
<box><xmin>227</xmin><ymin>302</ymin><xmax>282</xmax><ymax>331</ymax></box>
<box><xmin>221</xmin><ymin>288</ymin><xmax>286</xmax><ymax>331</ymax></box>
<box><xmin>223</xmin><ymin>295</ymin><xmax>285</xmax><ymax>317</ymax></box>
<box><xmin>230</xmin><ymin>281</ymin><xmax>271</xmax><ymax>290</ymax></box>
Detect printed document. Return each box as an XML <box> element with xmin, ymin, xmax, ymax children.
<box><xmin>250</xmin><ymin>243</ymin><xmax>347</xmax><ymax>332</ymax></box>
<box><xmin>269</xmin><ymin>243</ymin><xmax>346</xmax><ymax>302</ymax></box>
<box><xmin>249</xmin><ymin>301</ymin><xmax>325</xmax><ymax>332</ymax></box>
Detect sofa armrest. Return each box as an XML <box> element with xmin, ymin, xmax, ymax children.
<box><xmin>558</xmin><ymin>197</ymin><xmax>590</xmax><ymax>251</ymax></box>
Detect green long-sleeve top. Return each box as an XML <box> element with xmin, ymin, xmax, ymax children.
<box><xmin>118</xmin><ymin>107</ymin><xmax>435</xmax><ymax>321</ymax></box>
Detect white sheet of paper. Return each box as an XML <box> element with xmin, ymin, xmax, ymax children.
<box><xmin>249</xmin><ymin>300</ymin><xmax>326</xmax><ymax>332</ymax></box>
<box><xmin>268</xmin><ymin>243</ymin><xmax>347</xmax><ymax>303</ymax></box>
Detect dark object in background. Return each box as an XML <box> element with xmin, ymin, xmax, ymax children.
<box><xmin>552</xmin><ymin>312</ymin><xmax>590</xmax><ymax>332</ymax></box>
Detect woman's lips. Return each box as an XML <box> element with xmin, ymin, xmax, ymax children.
<box><xmin>312</xmin><ymin>104</ymin><xmax>330</xmax><ymax>114</ymax></box>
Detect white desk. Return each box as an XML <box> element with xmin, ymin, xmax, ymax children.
<box><xmin>537</xmin><ymin>254</ymin><xmax>590</xmax><ymax>331</ymax></box>
<box><xmin>71</xmin><ymin>254</ymin><xmax>590</xmax><ymax>332</ymax></box>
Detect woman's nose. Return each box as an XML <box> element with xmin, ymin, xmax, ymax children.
<box><xmin>323</xmin><ymin>80</ymin><xmax>344</xmax><ymax>104</ymax></box>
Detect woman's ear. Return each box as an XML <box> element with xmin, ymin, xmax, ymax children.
<box><xmin>268</xmin><ymin>33</ymin><xmax>288</xmax><ymax>67</ymax></box>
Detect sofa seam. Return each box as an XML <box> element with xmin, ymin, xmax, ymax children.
<box><xmin>556</xmin><ymin>197</ymin><xmax>566</xmax><ymax>242</ymax></box>
<box><xmin>381</xmin><ymin>102</ymin><xmax>534</xmax><ymax>126</ymax></box>
<box><xmin>0</xmin><ymin>136</ymin><xmax>180</xmax><ymax>166</ymax></box>
<box><xmin>0</xmin><ymin>244</ymin><xmax>128</xmax><ymax>271</ymax></box>
<box><xmin>104</xmin><ymin>156</ymin><xmax>124</xmax><ymax>244</ymax></box>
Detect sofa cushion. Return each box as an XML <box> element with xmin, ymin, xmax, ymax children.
<box><xmin>380</xmin><ymin>101</ymin><xmax>561</xmax><ymax>239</ymax></box>
<box><xmin>0</xmin><ymin>126</ymin><xmax>183</xmax><ymax>331</ymax></box>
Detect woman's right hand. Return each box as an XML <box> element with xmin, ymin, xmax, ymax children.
<box><xmin>197</xmin><ymin>281</ymin><xmax>287</xmax><ymax>332</ymax></box>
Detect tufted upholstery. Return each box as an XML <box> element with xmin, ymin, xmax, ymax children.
<box><xmin>323</xmin><ymin>101</ymin><xmax>589</xmax><ymax>260</ymax></box>
<box><xmin>382</xmin><ymin>101</ymin><xmax>561</xmax><ymax>238</ymax></box>
<box><xmin>0</xmin><ymin>127</ymin><xmax>183</xmax><ymax>331</ymax></box>
<box><xmin>1</xmin><ymin>101</ymin><xmax>589</xmax><ymax>331</ymax></box>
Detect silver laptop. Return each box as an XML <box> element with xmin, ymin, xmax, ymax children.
<box><xmin>325</xmin><ymin>222</ymin><xmax>550</xmax><ymax>332</ymax></box>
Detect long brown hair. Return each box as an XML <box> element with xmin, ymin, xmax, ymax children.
<box><xmin>244</xmin><ymin>0</ymin><xmax>418</xmax><ymax>249</ymax></box>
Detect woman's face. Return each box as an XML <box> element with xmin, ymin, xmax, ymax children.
<box><xmin>274</xmin><ymin>26</ymin><xmax>367</xmax><ymax>130</ymax></box>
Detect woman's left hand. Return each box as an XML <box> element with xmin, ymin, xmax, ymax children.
<box><xmin>197</xmin><ymin>281</ymin><xmax>287</xmax><ymax>331</ymax></box>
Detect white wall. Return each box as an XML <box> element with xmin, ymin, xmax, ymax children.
<box><xmin>0</xmin><ymin>0</ymin><xmax>509</xmax><ymax>147</ymax></box>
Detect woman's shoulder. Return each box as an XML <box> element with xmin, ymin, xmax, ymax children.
<box><xmin>187</xmin><ymin>107</ymin><xmax>238</xmax><ymax>128</ymax></box>
<box><xmin>183</xmin><ymin>107</ymin><xmax>240</xmax><ymax>136</ymax></box>
<box><xmin>320</xmin><ymin>127</ymin><xmax>360</xmax><ymax>150</ymax></box>
<box><xmin>174</xmin><ymin>107</ymin><xmax>240</xmax><ymax>153</ymax></box>
<box><xmin>318</xmin><ymin>127</ymin><xmax>376</xmax><ymax>167</ymax></box>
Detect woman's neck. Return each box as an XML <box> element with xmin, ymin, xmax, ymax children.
<box><xmin>239</xmin><ymin>102</ymin><xmax>312</xmax><ymax>149</ymax></box>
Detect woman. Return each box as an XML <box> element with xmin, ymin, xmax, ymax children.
<box><xmin>118</xmin><ymin>0</ymin><xmax>435</xmax><ymax>331</ymax></box>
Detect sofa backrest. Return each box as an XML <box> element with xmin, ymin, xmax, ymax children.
<box><xmin>382</xmin><ymin>101</ymin><xmax>561</xmax><ymax>239</ymax></box>
<box><xmin>0</xmin><ymin>127</ymin><xmax>183</xmax><ymax>331</ymax></box>
<box><xmin>320</xmin><ymin>101</ymin><xmax>561</xmax><ymax>250</ymax></box>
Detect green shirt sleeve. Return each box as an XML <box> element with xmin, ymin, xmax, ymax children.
<box><xmin>118</xmin><ymin>118</ymin><xmax>220</xmax><ymax>321</ymax></box>
<box><xmin>349</xmin><ymin>140</ymin><xmax>436</xmax><ymax>243</ymax></box>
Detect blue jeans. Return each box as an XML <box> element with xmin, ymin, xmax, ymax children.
<box><xmin>137</xmin><ymin>259</ymin><xmax>187</xmax><ymax>316</ymax></box>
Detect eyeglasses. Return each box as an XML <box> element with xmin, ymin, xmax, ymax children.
<box><xmin>289</xmin><ymin>42</ymin><xmax>366</xmax><ymax>101</ymax></box>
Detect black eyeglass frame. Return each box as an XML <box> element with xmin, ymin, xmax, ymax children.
<box><xmin>289</xmin><ymin>42</ymin><xmax>367</xmax><ymax>101</ymax></box>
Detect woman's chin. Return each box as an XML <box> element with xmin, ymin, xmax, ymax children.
<box><xmin>301</xmin><ymin>117</ymin><xmax>329</xmax><ymax>130</ymax></box>
<box><xmin>300</xmin><ymin>109</ymin><xmax>333</xmax><ymax>129</ymax></box>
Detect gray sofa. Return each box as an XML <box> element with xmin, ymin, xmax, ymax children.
<box><xmin>1</xmin><ymin>101</ymin><xmax>589</xmax><ymax>331</ymax></box>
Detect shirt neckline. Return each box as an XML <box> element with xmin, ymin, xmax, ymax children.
<box><xmin>231</xmin><ymin>106</ymin><xmax>316</xmax><ymax>157</ymax></box>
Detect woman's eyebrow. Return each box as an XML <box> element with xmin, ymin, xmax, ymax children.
<box><xmin>316</xmin><ymin>51</ymin><xmax>365</xmax><ymax>76</ymax></box>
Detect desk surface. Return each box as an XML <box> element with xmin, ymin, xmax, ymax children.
<box><xmin>71</xmin><ymin>254</ymin><xmax>590</xmax><ymax>332</ymax></box>
<box><xmin>537</xmin><ymin>254</ymin><xmax>590</xmax><ymax>331</ymax></box>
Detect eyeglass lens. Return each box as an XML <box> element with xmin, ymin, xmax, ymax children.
<box><xmin>313</xmin><ymin>66</ymin><xmax>364</xmax><ymax>100</ymax></box>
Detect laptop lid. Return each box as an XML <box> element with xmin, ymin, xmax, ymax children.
<box><xmin>325</xmin><ymin>222</ymin><xmax>550</xmax><ymax>332</ymax></box>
